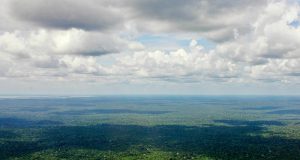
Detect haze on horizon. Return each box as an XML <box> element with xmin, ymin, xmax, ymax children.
<box><xmin>0</xmin><ymin>0</ymin><xmax>300</xmax><ymax>95</ymax></box>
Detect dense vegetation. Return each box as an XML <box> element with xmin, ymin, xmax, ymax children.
<box><xmin>0</xmin><ymin>96</ymin><xmax>300</xmax><ymax>159</ymax></box>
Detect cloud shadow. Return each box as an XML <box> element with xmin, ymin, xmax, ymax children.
<box><xmin>0</xmin><ymin>119</ymin><xmax>300</xmax><ymax>159</ymax></box>
<box><xmin>242</xmin><ymin>106</ymin><xmax>281</xmax><ymax>110</ymax></box>
<box><xmin>267</xmin><ymin>109</ymin><xmax>300</xmax><ymax>115</ymax></box>
<box><xmin>0</xmin><ymin>118</ymin><xmax>63</xmax><ymax>128</ymax></box>
<box><xmin>52</xmin><ymin>109</ymin><xmax>172</xmax><ymax>115</ymax></box>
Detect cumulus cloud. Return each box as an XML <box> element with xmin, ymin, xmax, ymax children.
<box><xmin>0</xmin><ymin>0</ymin><xmax>300</xmax><ymax>88</ymax></box>
<box><xmin>113</xmin><ymin>41</ymin><xmax>239</xmax><ymax>82</ymax></box>
<box><xmin>125</xmin><ymin>0</ymin><xmax>267</xmax><ymax>42</ymax></box>
<box><xmin>6</xmin><ymin>0</ymin><xmax>267</xmax><ymax>41</ymax></box>
<box><xmin>9</xmin><ymin>0</ymin><xmax>124</xmax><ymax>31</ymax></box>
<box><xmin>0</xmin><ymin>28</ymin><xmax>124</xmax><ymax>57</ymax></box>
<box><xmin>0</xmin><ymin>28</ymin><xmax>125</xmax><ymax>79</ymax></box>
<box><xmin>215</xmin><ymin>1</ymin><xmax>300</xmax><ymax>82</ymax></box>
<box><xmin>217</xmin><ymin>1</ymin><xmax>300</xmax><ymax>60</ymax></box>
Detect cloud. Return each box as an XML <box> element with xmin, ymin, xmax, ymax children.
<box><xmin>0</xmin><ymin>28</ymin><xmax>124</xmax><ymax>57</ymax></box>
<box><xmin>111</xmin><ymin>41</ymin><xmax>240</xmax><ymax>82</ymax></box>
<box><xmin>128</xmin><ymin>41</ymin><xmax>145</xmax><ymax>51</ymax></box>
<box><xmin>0</xmin><ymin>0</ymin><xmax>300</xmax><ymax>88</ymax></box>
<box><xmin>9</xmin><ymin>0</ymin><xmax>124</xmax><ymax>31</ymax></box>
<box><xmin>0</xmin><ymin>28</ymin><xmax>125</xmax><ymax>79</ymax></box>
<box><xmin>125</xmin><ymin>0</ymin><xmax>267</xmax><ymax>42</ymax></box>
<box><xmin>217</xmin><ymin>1</ymin><xmax>300</xmax><ymax>60</ymax></box>
<box><xmin>6</xmin><ymin>0</ymin><xmax>267</xmax><ymax>42</ymax></box>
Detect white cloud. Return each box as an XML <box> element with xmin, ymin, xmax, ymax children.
<box><xmin>128</xmin><ymin>41</ymin><xmax>145</xmax><ymax>51</ymax></box>
<box><xmin>214</xmin><ymin>1</ymin><xmax>300</xmax><ymax>83</ymax></box>
<box><xmin>0</xmin><ymin>28</ymin><xmax>125</xmax><ymax>58</ymax></box>
<box><xmin>110</xmin><ymin>42</ymin><xmax>239</xmax><ymax>82</ymax></box>
<box><xmin>0</xmin><ymin>0</ymin><xmax>299</xmax><ymax>92</ymax></box>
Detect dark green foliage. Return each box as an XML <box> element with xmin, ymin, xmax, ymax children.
<box><xmin>214</xmin><ymin>120</ymin><xmax>285</xmax><ymax>126</ymax></box>
<box><xmin>0</xmin><ymin>118</ymin><xmax>63</xmax><ymax>128</ymax></box>
<box><xmin>1</xmin><ymin>122</ymin><xmax>300</xmax><ymax>159</ymax></box>
<box><xmin>0</xmin><ymin>96</ymin><xmax>300</xmax><ymax>159</ymax></box>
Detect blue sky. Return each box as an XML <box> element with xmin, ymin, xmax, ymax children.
<box><xmin>136</xmin><ymin>34</ymin><xmax>216</xmax><ymax>51</ymax></box>
<box><xmin>0</xmin><ymin>0</ymin><xmax>300</xmax><ymax>95</ymax></box>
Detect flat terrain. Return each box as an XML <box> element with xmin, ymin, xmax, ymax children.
<box><xmin>0</xmin><ymin>96</ymin><xmax>300</xmax><ymax>160</ymax></box>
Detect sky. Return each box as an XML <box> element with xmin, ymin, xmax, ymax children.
<box><xmin>0</xmin><ymin>0</ymin><xmax>300</xmax><ymax>95</ymax></box>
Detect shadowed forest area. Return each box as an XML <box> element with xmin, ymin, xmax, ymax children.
<box><xmin>0</xmin><ymin>96</ymin><xmax>300</xmax><ymax>159</ymax></box>
<box><xmin>1</xmin><ymin>118</ymin><xmax>300</xmax><ymax>159</ymax></box>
